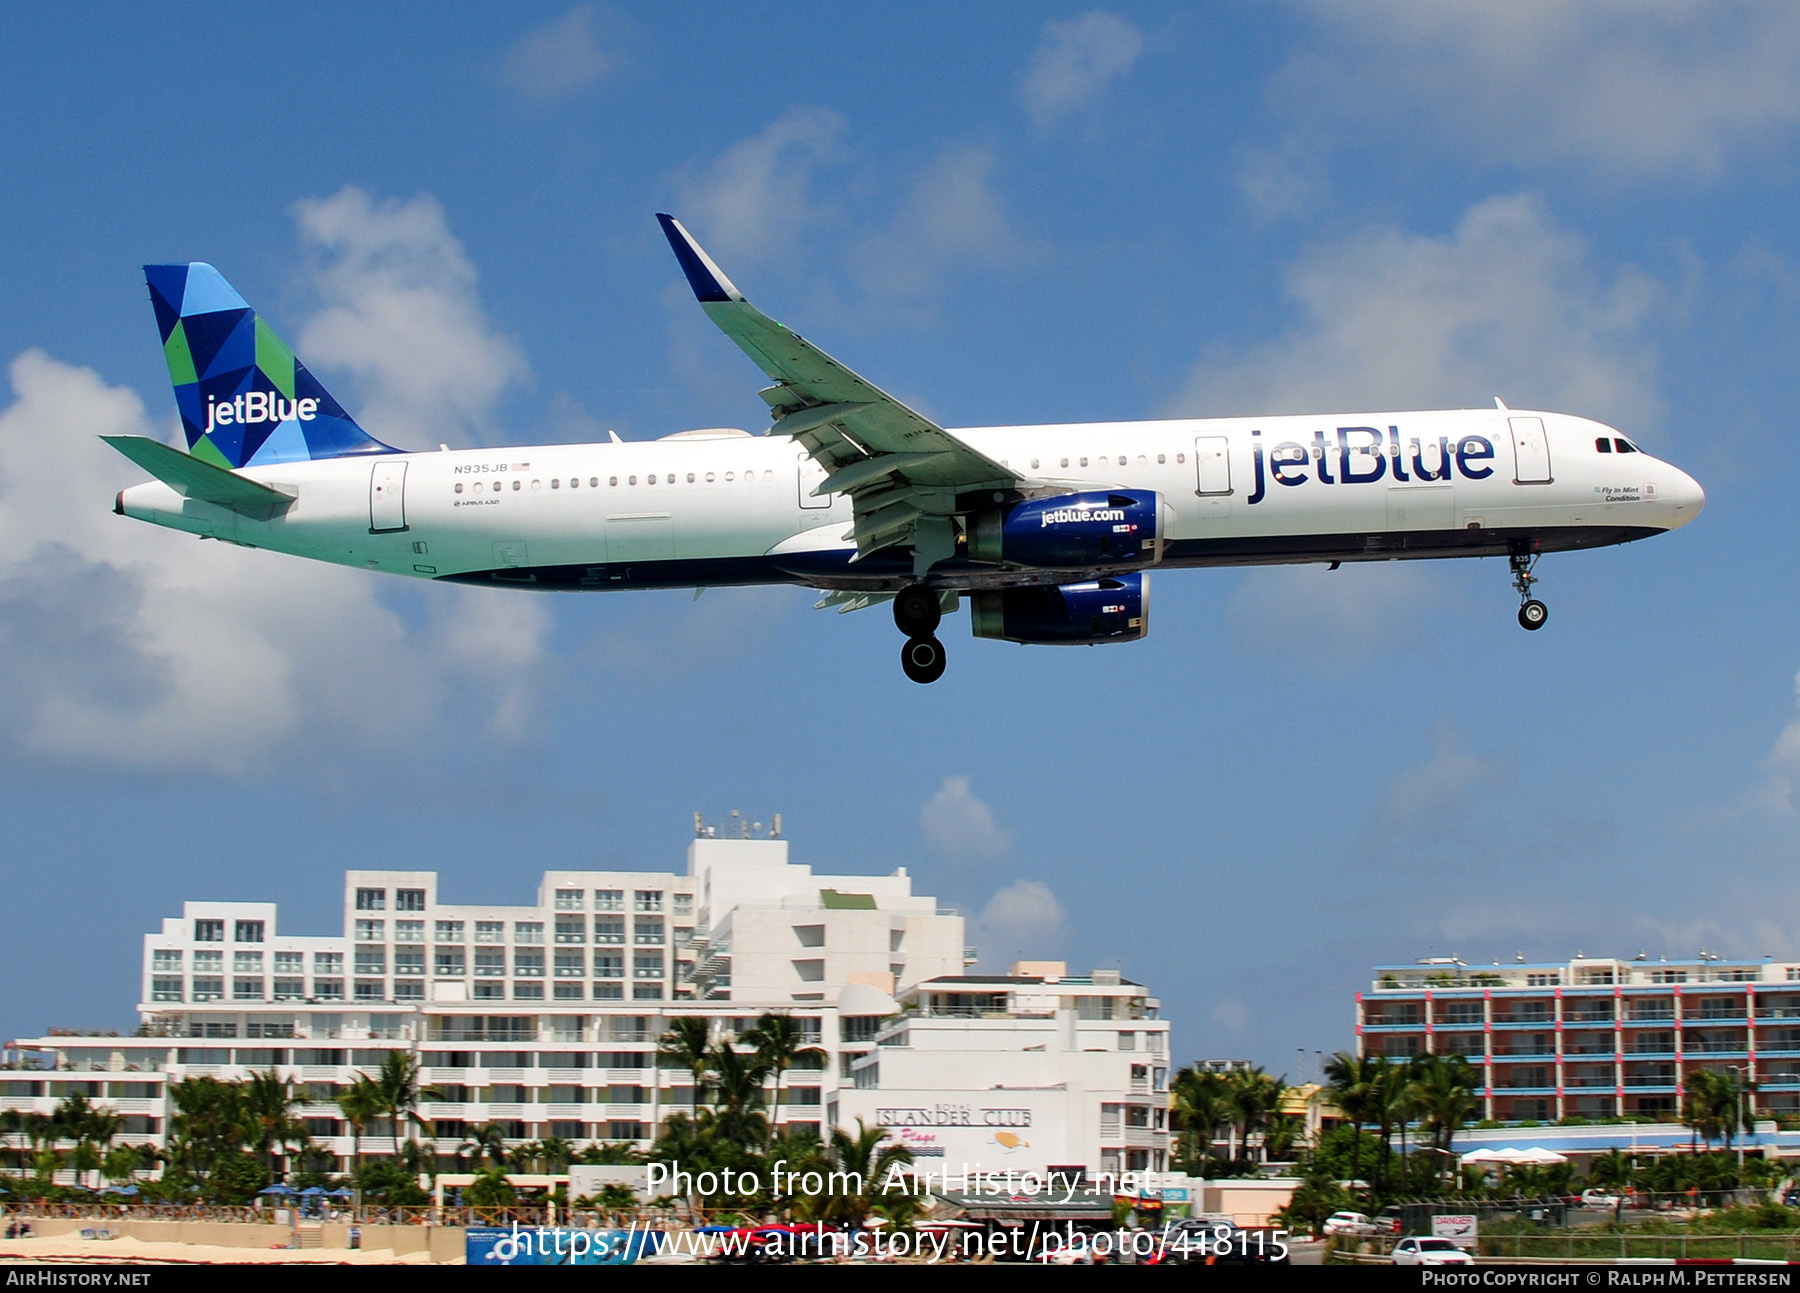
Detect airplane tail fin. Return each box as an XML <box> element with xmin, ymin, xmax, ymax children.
<box><xmin>142</xmin><ymin>262</ymin><xmax>398</xmax><ymax>468</ymax></box>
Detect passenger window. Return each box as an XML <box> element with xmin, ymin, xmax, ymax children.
<box><xmin>1177</xmin><ymin>454</ymin><xmax>1185</xmax><ymax>464</ymax></box>
<box><xmin>1615</xmin><ymin>439</ymin><xmax>1637</xmax><ymax>454</ymax></box>
<box><xmin>1157</xmin><ymin>454</ymin><xmax>1166</xmax><ymax>464</ymax></box>
<box><xmin>1079</xmin><ymin>457</ymin><xmax>1089</xmax><ymax>467</ymax></box>
<box><xmin>764</xmin><ymin>470</ymin><xmax>773</xmax><ymax>481</ymax></box>
<box><xmin>706</xmin><ymin>472</ymin><xmax>715</xmax><ymax>482</ymax></box>
<box><xmin>551</xmin><ymin>478</ymin><xmax>560</xmax><ymax>489</ymax></box>
<box><xmin>531</xmin><ymin>479</ymin><xmax>541</xmax><ymax>490</ymax></box>
<box><xmin>725</xmin><ymin>472</ymin><xmax>734</xmax><ymax>481</ymax></box>
<box><xmin>628</xmin><ymin>475</ymin><xmax>637</xmax><ymax>485</ymax></box>
<box><xmin>1137</xmin><ymin>455</ymin><xmax>1146</xmax><ymax>466</ymax></box>
<box><xmin>609</xmin><ymin>476</ymin><xmax>618</xmax><ymax>486</ymax></box>
<box><xmin>1595</xmin><ymin>438</ymin><xmax>1611</xmax><ymax>453</ymax></box>
<box><xmin>687</xmin><ymin>473</ymin><xmax>695</xmax><ymax>483</ymax></box>
<box><xmin>1060</xmin><ymin>458</ymin><xmax>1069</xmax><ymax>468</ymax></box>
<box><xmin>511</xmin><ymin>479</ymin><xmax>521</xmax><ymax>491</ymax></box>
<box><xmin>1030</xmin><ymin>458</ymin><xmax>1040</xmax><ymax>469</ymax></box>
<box><xmin>454</xmin><ymin>482</ymin><xmax>463</xmax><ymax>494</ymax></box>
<box><xmin>590</xmin><ymin>477</ymin><xmax>599</xmax><ymax>488</ymax></box>
<box><xmin>492</xmin><ymin>481</ymin><xmax>501</xmax><ymax>492</ymax></box>
<box><xmin>1118</xmin><ymin>456</ymin><xmax>1127</xmax><ymax>466</ymax></box>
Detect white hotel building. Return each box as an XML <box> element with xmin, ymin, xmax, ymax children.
<box><xmin>2</xmin><ymin>824</ymin><xmax>1170</xmax><ymax>1177</ymax></box>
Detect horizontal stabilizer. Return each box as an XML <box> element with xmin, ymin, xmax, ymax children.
<box><xmin>102</xmin><ymin>435</ymin><xmax>296</xmax><ymax>521</ymax></box>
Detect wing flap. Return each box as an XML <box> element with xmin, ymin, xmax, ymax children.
<box><xmin>102</xmin><ymin>435</ymin><xmax>296</xmax><ymax>521</ymax></box>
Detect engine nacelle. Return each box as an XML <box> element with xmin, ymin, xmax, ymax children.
<box><xmin>969</xmin><ymin>490</ymin><xmax>1162</xmax><ymax>569</ymax></box>
<box><xmin>971</xmin><ymin>573</ymin><xmax>1150</xmax><ymax>645</ymax></box>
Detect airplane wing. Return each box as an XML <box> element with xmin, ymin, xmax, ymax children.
<box><xmin>657</xmin><ymin>214</ymin><xmax>1023</xmax><ymax>572</ymax></box>
<box><xmin>103</xmin><ymin>435</ymin><xmax>296</xmax><ymax>521</ymax></box>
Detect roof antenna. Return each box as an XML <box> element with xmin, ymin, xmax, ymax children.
<box><xmin>1494</xmin><ymin>397</ymin><xmax>1509</xmax><ymax>410</ymax></box>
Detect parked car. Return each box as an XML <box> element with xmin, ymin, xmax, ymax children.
<box><xmin>1323</xmin><ymin>1211</ymin><xmax>1379</xmax><ymax>1237</ymax></box>
<box><xmin>1391</xmin><ymin>1237</ymin><xmax>1475</xmax><ymax>1267</ymax></box>
<box><xmin>1374</xmin><ymin>1205</ymin><xmax>1404</xmax><ymax>1235</ymax></box>
<box><xmin>1580</xmin><ymin>1189</ymin><xmax>1623</xmax><ymax>1209</ymax></box>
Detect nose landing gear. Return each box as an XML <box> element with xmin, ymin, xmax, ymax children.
<box><xmin>1511</xmin><ymin>548</ymin><xmax>1548</xmax><ymax>631</ymax></box>
<box><xmin>895</xmin><ymin>583</ymin><xmax>949</xmax><ymax>683</ymax></box>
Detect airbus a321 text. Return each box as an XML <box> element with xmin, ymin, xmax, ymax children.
<box><xmin>109</xmin><ymin>216</ymin><xmax>1704</xmax><ymax>683</ymax></box>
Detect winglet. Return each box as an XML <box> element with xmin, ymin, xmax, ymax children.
<box><xmin>656</xmin><ymin>214</ymin><xmax>744</xmax><ymax>303</ymax></box>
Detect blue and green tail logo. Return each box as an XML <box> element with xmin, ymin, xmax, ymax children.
<box><xmin>144</xmin><ymin>262</ymin><xmax>397</xmax><ymax>468</ymax></box>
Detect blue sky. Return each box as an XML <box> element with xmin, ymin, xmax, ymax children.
<box><xmin>3</xmin><ymin>3</ymin><xmax>1800</xmax><ymax>1078</ymax></box>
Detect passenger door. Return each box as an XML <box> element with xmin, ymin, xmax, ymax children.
<box><xmin>369</xmin><ymin>460</ymin><xmax>408</xmax><ymax>532</ymax></box>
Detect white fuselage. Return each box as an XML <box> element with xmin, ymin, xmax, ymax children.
<box><xmin>116</xmin><ymin>409</ymin><xmax>1704</xmax><ymax>594</ymax></box>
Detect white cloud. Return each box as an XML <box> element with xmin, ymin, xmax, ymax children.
<box><xmin>293</xmin><ymin>187</ymin><xmax>529</xmax><ymax>449</ymax></box>
<box><xmin>0</xmin><ymin>350</ymin><xmax>548</xmax><ymax>774</ymax></box>
<box><xmin>1021</xmin><ymin>12</ymin><xmax>1144</xmax><ymax>129</ymax></box>
<box><xmin>1760</xmin><ymin>669</ymin><xmax>1800</xmax><ymax>810</ymax></box>
<box><xmin>1283</xmin><ymin>1</ymin><xmax>1800</xmax><ymax>176</ymax></box>
<box><xmin>1226</xmin><ymin>562</ymin><xmax>1452</xmax><ymax>667</ymax></box>
<box><xmin>1168</xmin><ymin>195</ymin><xmax>1664</xmax><ymax>428</ymax></box>
<box><xmin>498</xmin><ymin>5</ymin><xmax>614</xmax><ymax>103</ymax></box>
<box><xmin>981</xmin><ymin>879</ymin><xmax>1066</xmax><ymax>945</ymax></box>
<box><xmin>1210</xmin><ymin>1000</ymin><xmax>1250</xmax><ymax>1035</ymax></box>
<box><xmin>850</xmin><ymin>145</ymin><xmax>1019</xmax><ymax>301</ymax></box>
<box><xmin>1233</xmin><ymin>136</ymin><xmax>1328</xmax><ymax>221</ymax></box>
<box><xmin>672</xmin><ymin>107</ymin><xmax>848</xmax><ymax>263</ymax></box>
<box><xmin>920</xmin><ymin>775</ymin><xmax>1012</xmax><ymax>860</ymax></box>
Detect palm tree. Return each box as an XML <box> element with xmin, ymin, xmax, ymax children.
<box><xmin>457</xmin><ymin>1121</ymin><xmax>510</xmax><ymax>1169</ymax></box>
<box><xmin>535</xmin><ymin>1136</ymin><xmax>575</xmax><ymax>1173</ymax></box>
<box><xmin>742</xmin><ymin>1013</ymin><xmax>826</xmax><ymax>1131</ymax></box>
<box><xmin>242</xmin><ymin>1070</ymin><xmax>302</xmax><ymax>1180</ymax></box>
<box><xmin>658</xmin><ymin>1017</ymin><xmax>713</xmax><ymax>1113</ymax></box>
<box><xmin>374</xmin><ymin>1050</ymin><xmax>436</xmax><ymax>1157</ymax></box>
<box><xmin>1170</xmin><ymin>1067</ymin><xmax>1228</xmax><ymax>1170</ymax></box>
<box><xmin>166</xmin><ymin>1076</ymin><xmax>246</xmax><ymax>1187</ymax></box>
<box><xmin>336</xmin><ymin>1076</ymin><xmax>381</xmax><ymax>1182</ymax></box>
<box><xmin>704</xmin><ymin>1042</ymin><xmax>773</xmax><ymax>1151</ymax></box>
<box><xmin>803</xmin><ymin>1120</ymin><xmax>914</xmax><ymax>1225</ymax></box>
<box><xmin>1323</xmin><ymin>1052</ymin><xmax>1384</xmax><ymax>1197</ymax></box>
<box><xmin>1409</xmin><ymin>1054</ymin><xmax>1478</xmax><ymax>1192</ymax></box>
<box><xmin>1682</xmin><ymin>1069</ymin><xmax>1735</xmax><ymax>1152</ymax></box>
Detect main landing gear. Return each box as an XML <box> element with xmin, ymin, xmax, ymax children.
<box><xmin>895</xmin><ymin>584</ymin><xmax>947</xmax><ymax>684</ymax></box>
<box><xmin>1510</xmin><ymin>547</ymin><xmax>1548</xmax><ymax>631</ymax></box>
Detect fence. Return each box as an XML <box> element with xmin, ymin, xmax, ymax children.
<box><xmin>1484</xmin><ymin>1233</ymin><xmax>1800</xmax><ymax>1261</ymax></box>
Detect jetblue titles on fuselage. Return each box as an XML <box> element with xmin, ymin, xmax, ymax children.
<box><xmin>1247</xmin><ymin>426</ymin><xmax>1492</xmax><ymax>505</ymax></box>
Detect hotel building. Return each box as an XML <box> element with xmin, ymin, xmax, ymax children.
<box><xmin>2</xmin><ymin>822</ymin><xmax>1169</xmax><ymax>1177</ymax></box>
<box><xmin>1358</xmin><ymin>954</ymin><xmax>1800</xmax><ymax>1123</ymax></box>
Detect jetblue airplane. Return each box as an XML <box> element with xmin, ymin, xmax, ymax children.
<box><xmin>109</xmin><ymin>216</ymin><xmax>1704</xmax><ymax>683</ymax></box>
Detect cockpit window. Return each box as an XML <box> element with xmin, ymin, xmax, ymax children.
<box><xmin>1595</xmin><ymin>437</ymin><xmax>1612</xmax><ymax>453</ymax></box>
<box><xmin>1614</xmin><ymin>438</ymin><xmax>1638</xmax><ymax>454</ymax></box>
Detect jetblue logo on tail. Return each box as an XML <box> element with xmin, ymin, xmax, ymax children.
<box><xmin>205</xmin><ymin>393</ymin><xmax>319</xmax><ymax>433</ymax></box>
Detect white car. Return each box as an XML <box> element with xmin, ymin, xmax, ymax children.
<box><xmin>1323</xmin><ymin>1211</ymin><xmax>1379</xmax><ymax>1237</ymax></box>
<box><xmin>1391</xmin><ymin>1237</ymin><xmax>1475</xmax><ymax>1266</ymax></box>
<box><xmin>1580</xmin><ymin>1190</ymin><xmax>1623</xmax><ymax>1209</ymax></box>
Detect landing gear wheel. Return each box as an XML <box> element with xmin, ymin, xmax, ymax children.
<box><xmin>900</xmin><ymin>635</ymin><xmax>947</xmax><ymax>684</ymax></box>
<box><xmin>893</xmin><ymin>584</ymin><xmax>942</xmax><ymax>637</ymax></box>
<box><xmin>1518</xmin><ymin>599</ymin><xmax>1548</xmax><ymax>631</ymax></box>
